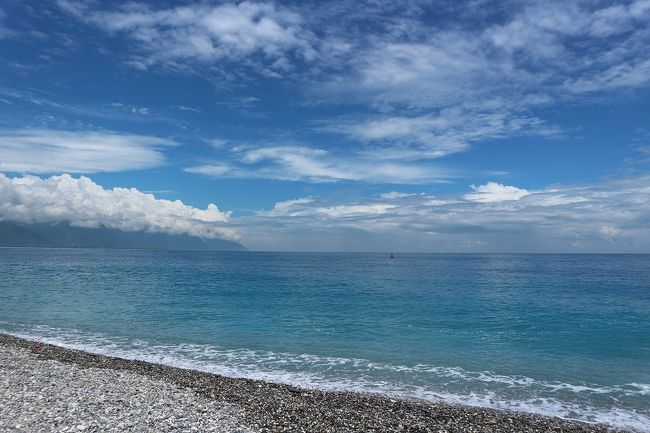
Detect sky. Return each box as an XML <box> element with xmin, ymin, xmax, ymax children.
<box><xmin>1</xmin><ymin>0</ymin><xmax>650</xmax><ymax>252</ymax></box>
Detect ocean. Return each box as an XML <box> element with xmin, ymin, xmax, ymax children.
<box><xmin>0</xmin><ymin>248</ymin><xmax>648</xmax><ymax>431</ymax></box>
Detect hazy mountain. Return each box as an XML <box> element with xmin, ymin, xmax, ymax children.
<box><xmin>0</xmin><ymin>221</ymin><xmax>246</xmax><ymax>251</ymax></box>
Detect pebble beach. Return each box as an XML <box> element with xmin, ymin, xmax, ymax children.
<box><xmin>0</xmin><ymin>338</ymin><xmax>252</xmax><ymax>433</ymax></box>
<box><xmin>0</xmin><ymin>333</ymin><xmax>627</xmax><ymax>433</ymax></box>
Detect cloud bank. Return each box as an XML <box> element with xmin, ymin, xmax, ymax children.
<box><xmin>241</xmin><ymin>176</ymin><xmax>650</xmax><ymax>252</ymax></box>
<box><xmin>0</xmin><ymin>173</ymin><xmax>237</xmax><ymax>240</ymax></box>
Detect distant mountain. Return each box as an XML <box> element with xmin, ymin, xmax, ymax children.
<box><xmin>0</xmin><ymin>221</ymin><xmax>246</xmax><ymax>251</ymax></box>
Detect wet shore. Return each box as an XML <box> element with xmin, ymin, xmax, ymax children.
<box><xmin>0</xmin><ymin>333</ymin><xmax>625</xmax><ymax>432</ymax></box>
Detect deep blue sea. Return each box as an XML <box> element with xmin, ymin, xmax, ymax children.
<box><xmin>1</xmin><ymin>249</ymin><xmax>649</xmax><ymax>431</ymax></box>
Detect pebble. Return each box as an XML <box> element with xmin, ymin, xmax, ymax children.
<box><xmin>0</xmin><ymin>333</ymin><xmax>628</xmax><ymax>433</ymax></box>
<box><xmin>0</xmin><ymin>341</ymin><xmax>254</xmax><ymax>433</ymax></box>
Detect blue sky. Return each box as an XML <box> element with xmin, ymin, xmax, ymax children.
<box><xmin>1</xmin><ymin>0</ymin><xmax>650</xmax><ymax>251</ymax></box>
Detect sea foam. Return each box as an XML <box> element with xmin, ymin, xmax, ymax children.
<box><xmin>3</xmin><ymin>324</ymin><xmax>649</xmax><ymax>432</ymax></box>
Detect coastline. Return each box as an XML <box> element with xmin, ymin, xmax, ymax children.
<box><xmin>0</xmin><ymin>333</ymin><xmax>625</xmax><ymax>433</ymax></box>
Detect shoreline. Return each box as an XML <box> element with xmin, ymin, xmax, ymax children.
<box><xmin>0</xmin><ymin>333</ymin><xmax>625</xmax><ymax>432</ymax></box>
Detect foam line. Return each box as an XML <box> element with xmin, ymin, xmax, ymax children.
<box><xmin>3</xmin><ymin>324</ymin><xmax>649</xmax><ymax>432</ymax></box>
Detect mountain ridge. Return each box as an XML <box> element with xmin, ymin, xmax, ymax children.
<box><xmin>0</xmin><ymin>221</ymin><xmax>246</xmax><ymax>251</ymax></box>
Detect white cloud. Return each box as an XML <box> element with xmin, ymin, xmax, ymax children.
<box><xmin>465</xmin><ymin>182</ymin><xmax>530</xmax><ymax>203</ymax></box>
<box><xmin>313</xmin><ymin>0</ymin><xmax>650</xmax><ymax>156</ymax></box>
<box><xmin>347</xmin><ymin>37</ymin><xmax>499</xmax><ymax>108</ymax></box>
<box><xmin>186</xmin><ymin>145</ymin><xmax>451</xmax><ymax>184</ymax></box>
<box><xmin>107</xmin><ymin>102</ymin><xmax>150</xmax><ymax>115</ymax></box>
<box><xmin>0</xmin><ymin>173</ymin><xmax>237</xmax><ymax>240</ymax></box>
<box><xmin>0</xmin><ymin>129</ymin><xmax>173</xmax><ymax>174</ymax></box>
<box><xmin>257</xmin><ymin>197</ymin><xmax>395</xmax><ymax>219</ymax></box>
<box><xmin>314</xmin><ymin>203</ymin><xmax>395</xmax><ymax>218</ymax></box>
<box><xmin>0</xmin><ymin>9</ymin><xmax>16</xmax><ymax>39</ymax></box>
<box><xmin>186</xmin><ymin>163</ymin><xmax>234</xmax><ymax>177</ymax></box>
<box><xmin>268</xmin><ymin>197</ymin><xmax>313</xmax><ymax>213</ymax></box>
<box><xmin>256</xmin><ymin>197</ymin><xmax>315</xmax><ymax>217</ymax></box>
<box><xmin>380</xmin><ymin>191</ymin><xmax>423</xmax><ymax>199</ymax></box>
<box><xmin>174</xmin><ymin>105</ymin><xmax>202</xmax><ymax>113</ymax></box>
<box><xmin>63</xmin><ymin>0</ymin><xmax>650</xmax><ymax>101</ymax></box>
<box><xmin>336</xmin><ymin>109</ymin><xmax>560</xmax><ymax>159</ymax></box>
<box><xmin>239</xmin><ymin>146</ymin><xmax>351</xmax><ymax>181</ymax></box>
<box><xmin>599</xmin><ymin>225</ymin><xmax>623</xmax><ymax>239</ymax></box>
<box><xmin>0</xmin><ymin>8</ymin><xmax>45</xmax><ymax>40</ymax></box>
<box><xmin>55</xmin><ymin>0</ymin><xmax>86</xmax><ymax>16</ymax></box>
<box><xmin>60</xmin><ymin>1</ymin><xmax>314</xmax><ymax>74</ymax></box>
<box><xmin>565</xmin><ymin>58</ymin><xmax>650</xmax><ymax>93</ymax></box>
<box><xmin>51</xmin><ymin>0</ymin><xmax>650</xmax><ymax>183</ymax></box>
<box><xmin>238</xmin><ymin>175</ymin><xmax>650</xmax><ymax>252</ymax></box>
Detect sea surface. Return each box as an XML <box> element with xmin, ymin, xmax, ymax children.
<box><xmin>0</xmin><ymin>249</ymin><xmax>649</xmax><ymax>431</ymax></box>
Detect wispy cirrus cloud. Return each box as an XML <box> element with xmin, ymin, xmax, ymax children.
<box><xmin>258</xmin><ymin>197</ymin><xmax>395</xmax><ymax>219</ymax></box>
<box><xmin>328</xmin><ymin>0</ymin><xmax>650</xmax><ymax>106</ymax></box>
<box><xmin>314</xmin><ymin>0</ymin><xmax>650</xmax><ymax>157</ymax></box>
<box><xmin>0</xmin><ymin>7</ymin><xmax>46</xmax><ymax>40</ymax></box>
<box><xmin>57</xmin><ymin>0</ymin><xmax>315</xmax><ymax>75</ymax></box>
<box><xmin>185</xmin><ymin>144</ymin><xmax>452</xmax><ymax>184</ymax></box>
<box><xmin>379</xmin><ymin>191</ymin><xmax>424</xmax><ymax>199</ymax></box>
<box><xmin>0</xmin><ymin>9</ymin><xmax>16</xmax><ymax>39</ymax></box>
<box><xmin>0</xmin><ymin>129</ymin><xmax>173</xmax><ymax>173</ymax></box>
<box><xmin>54</xmin><ymin>0</ymin><xmax>650</xmax><ymax>108</ymax></box>
<box><xmin>0</xmin><ymin>88</ymin><xmax>183</xmax><ymax>129</ymax></box>
<box><xmin>0</xmin><ymin>173</ymin><xmax>237</xmax><ymax>240</ymax></box>
<box><xmin>331</xmin><ymin>109</ymin><xmax>561</xmax><ymax>159</ymax></box>
<box><xmin>566</xmin><ymin>58</ymin><xmax>650</xmax><ymax>93</ymax></box>
<box><xmin>53</xmin><ymin>0</ymin><xmax>650</xmax><ymax>173</ymax></box>
<box><xmin>257</xmin><ymin>197</ymin><xmax>315</xmax><ymax>217</ymax></box>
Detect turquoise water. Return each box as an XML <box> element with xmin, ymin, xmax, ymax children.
<box><xmin>0</xmin><ymin>249</ymin><xmax>649</xmax><ymax>431</ymax></box>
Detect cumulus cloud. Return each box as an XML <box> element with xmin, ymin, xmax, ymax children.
<box><xmin>240</xmin><ymin>175</ymin><xmax>650</xmax><ymax>252</ymax></box>
<box><xmin>0</xmin><ymin>129</ymin><xmax>173</xmax><ymax>174</ymax></box>
<box><xmin>0</xmin><ymin>173</ymin><xmax>237</xmax><ymax>240</ymax></box>
<box><xmin>465</xmin><ymin>182</ymin><xmax>530</xmax><ymax>203</ymax></box>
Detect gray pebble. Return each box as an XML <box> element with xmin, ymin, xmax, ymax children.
<box><xmin>0</xmin><ymin>334</ymin><xmax>629</xmax><ymax>433</ymax></box>
<box><xmin>0</xmin><ymin>342</ymin><xmax>254</xmax><ymax>432</ymax></box>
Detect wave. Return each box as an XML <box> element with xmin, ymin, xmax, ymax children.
<box><xmin>2</xmin><ymin>323</ymin><xmax>649</xmax><ymax>432</ymax></box>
